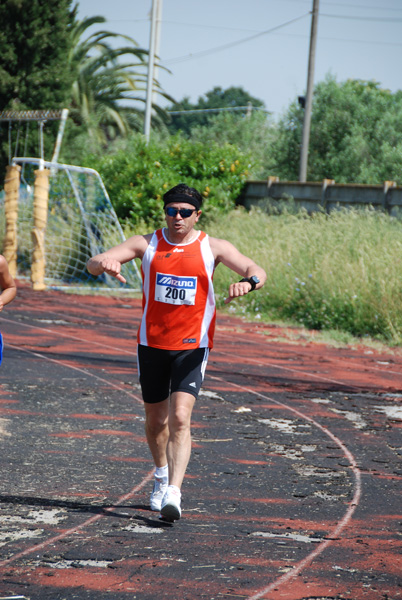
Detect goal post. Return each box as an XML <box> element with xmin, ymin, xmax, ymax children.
<box><xmin>1</xmin><ymin>108</ymin><xmax>69</xmax><ymax>285</ymax></box>
<box><xmin>3</xmin><ymin>164</ymin><xmax>21</xmax><ymax>278</ymax></box>
<box><xmin>31</xmin><ymin>167</ymin><xmax>50</xmax><ymax>291</ymax></box>
<box><xmin>3</xmin><ymin>157</ymin><xmax>142</xmax><ymax>292</ymax></box>
<box><xmin>1</xmin><ymin>109</ymin><xmax>141</xmax><ymax>292</ymax></box>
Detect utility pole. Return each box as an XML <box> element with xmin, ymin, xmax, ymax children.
<box><xmin>299</xmin><ymin>0</ymin><xmax>319</xmax><ymax>182</ymax></box>
<box><xmin>144</xmin><ymin>0</ymin><xmax>159</xmax><ymax>143</ymax></box>
<box><xmin>152</xmin><ymin>0</ymin><xmax>163</xmax><ymax>108</ymax></box>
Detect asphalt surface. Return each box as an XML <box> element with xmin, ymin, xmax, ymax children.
<box><xmin>0</xmin><ymin>285</ymin><xmax>401</xmax><ymax>600</ymax></box>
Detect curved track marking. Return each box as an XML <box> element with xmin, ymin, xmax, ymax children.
<box><xmin>2</xmin><ymin>313</ymin><xmax>365</xmax><ymax>596</ymax></box>
<box><xmin>0</xmin><ymin>316</ymin><xmax>136</xmax><ymax>356</ymax></box>
<box><xmin>216</xmin><ymin>328</ymin><xmax>402</xmax><ymax>378</ymax></box>
<box><xmin>30</xmin><ymin>307</ymin><xmax>138</xmax><ymax>334</ymax></box>
<box><xmin>0</xmin><ymin>472</ymin><xmax>154</xmax><ymax>569</ymax></box>
<box><xmin>0</xmin><ymin>343</ymin><xmax>151</xmax><ymax>568</ymax></box>
<box><xmin>15</xmin><ymin>308</ymin><xmax>402</xmax><ymax>378</ymax></box>
<box><xmin>210</xmin><ymin>374</ymin><xmax>362</xmax><ymax>599</ymax></box>
<box><xmin>6</xmin><ymin>309</ymin><xmax>401</xmax><ymax>385</ymax></box>
<box><xmin>0</xmin><ymin>314</ymin><xmax>383</xmax><ymax>390</ymax></box>
<box><xmin>7</xmin><ymin>343</ymin><xmax>143</xmax><ymax>403</ymax></box>
<box><xmin>213</xmin><ymin>347</ymin><xmax>362</xmax><ymax>390</ymax></box>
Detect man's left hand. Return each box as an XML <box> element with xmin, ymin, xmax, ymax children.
<box><xmin>224</xmin><ymin>281</ymin><xmax>252</xmax><ymax>304</ymax></box>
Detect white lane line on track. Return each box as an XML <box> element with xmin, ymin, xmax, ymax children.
<box><xmin>6</xmin><ymin>305</ymin><xmax>402</xmax><ymax>382</ymax></box>
<box><xmin>213</xmin><ymin>347</ymin><xmax>360</xmax><ymax>389</ymax></box>
<box><xmin>209</xmin><ymin>374</ymin><xmax>362</xmax><ymax>600</ymax></box>
<box><xmin>2</xmin><ymin>315</ymin><xmax>364</xmax><ymax>431</ymax></box>
<box><xmin>23</xmin><ymin>307</ymin><xmax>139</xmax><ymax>333</ymax></box>
<box><xmin>3</xmin><ymin>314</ymin><xmax>363</xmax><ymax>594</ymax></box>
<box><xmin>6</xmin><ymin>343</ymin><xmax>143</xmax><ymax>404</ymax></box>
<box><xmin>5</xmin><ymin>312</ymin><xmax>400</xmax><ymax>386</ymax></box>
<box><xmin>19</xmin><ymin>308</ymin><xmax>402</xmax><ymax>378</ymax></box>
<box><xmin>0</xmin><ymin>343</ymin><xmax>150</xmax><ymax>568</ymax></box>
<box><xmin>0</xmin><ymin>316</ymin><xmax>375</xmax><ymax>393</ymax></box>
<box><xmin>0</xmin><ymin>471</ymin><xmax>154</xmax><ymax>569</ymax></box>
<box><xmin>0</xmin><ymin>316</ymin><xmax>136</xmax><ymax>356</ymax></box>
<box><xmin>216</xmin><ymin>329</ymin><xmax>402</xmax><ymax>378</ymax></box>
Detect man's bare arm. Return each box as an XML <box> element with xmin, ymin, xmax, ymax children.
<box><xmin>0</xmin><ymin>256</ymin><xmax>17</xmax><ymax>310</ymax></box>
<box><xmin>209</xmin><ymin>237</ymin><xmax>267</xmax><ymax>303</ymax></box>
<box><xmin>87</xmin><ymin>234</ymin><xmax>151</xmax><ymax>283</ymax></box>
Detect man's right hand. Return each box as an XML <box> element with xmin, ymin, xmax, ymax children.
<box><xmin>100</xmin><ymin>258</ymin><xmax>127</xmax><ymax>284</ymax></box>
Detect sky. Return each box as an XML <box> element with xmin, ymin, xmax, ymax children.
<box><xmin>75</xmin><ymin>0</ymin><xmax>402</xmax><ymax>120</ymax></box>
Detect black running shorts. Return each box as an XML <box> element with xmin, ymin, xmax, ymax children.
<box><xmin>137</xmin><ymin>345</ymin><xmax>210</xmax><ymax>404</ymax></box>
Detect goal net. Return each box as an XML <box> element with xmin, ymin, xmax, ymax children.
<box><xmin>1</xmin><ymin>158</ymin><xmax>142</xmax><ymax>291</ymax></box>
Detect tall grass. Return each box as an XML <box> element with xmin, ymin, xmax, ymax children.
<box><xmin>205</xmin><ymin>207</ymin><xmax>402</xmax><ymax>345</ymax></box>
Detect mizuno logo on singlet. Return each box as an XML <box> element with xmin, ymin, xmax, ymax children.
<box><xmin>156</xmin><ymin>274</ymin><xmax>196</xmax><ymax>289</ymax></box>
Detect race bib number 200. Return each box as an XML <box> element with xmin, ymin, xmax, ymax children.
<box><xmin>155</xmin><ymin>273</ymin><xmax>197</xmax><ymax>305</ymax></box>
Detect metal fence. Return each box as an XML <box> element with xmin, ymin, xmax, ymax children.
<box><xmin>238</xmin><ymin>177</ymin><xmax>402</xmax><ymax>216</ymax></box>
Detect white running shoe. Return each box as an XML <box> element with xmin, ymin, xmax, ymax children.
<box><xmin>150</xmin><ymin>477</ymin><xmax>168</xmax><ymax>512</ymax></box>
<box><xmin>160</xmin><ymin>485</ymin><xmax>182</xmax><ymax>522</ymax></box>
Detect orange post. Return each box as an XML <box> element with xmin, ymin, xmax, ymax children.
<box><xmin>3</xmin><ymin>164</ymin><xmax>21</xmax><ymax>278</ymax></box>
<box><xmin>31</xmin><ymin>168</ymin><xmax>50</xmax><ymax>291</ymax></box>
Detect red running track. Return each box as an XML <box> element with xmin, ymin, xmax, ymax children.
<box><xmin>0</xmin><ymin>285</ymin><xmax>401</xmax><ymax>600</ymax></box>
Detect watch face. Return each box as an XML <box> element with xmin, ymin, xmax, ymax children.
<box><xmin>240</xmin><ymin>276</ymin><xmax>260</xmax><ymax>290</ymax></box>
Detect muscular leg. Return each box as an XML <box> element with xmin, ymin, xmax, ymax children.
<box><xmin>144</xmin><ymin>392</ymin><xmax>195</xmax><ymax>487</ymax></box>
<box><xmin>144</xmin><ymin>398</ymin><xmax>169</xmax><ymax>468</ymax></box>
<box><xmin>167</xmin><ymin>391</ymin><xmax>196</xmax><ymax>489</ymax></box>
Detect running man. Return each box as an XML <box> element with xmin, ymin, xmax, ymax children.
<box><xmin>87</xmin><ymin>183</ymin><xmax>266</xmax><ymax>522</ymax></box>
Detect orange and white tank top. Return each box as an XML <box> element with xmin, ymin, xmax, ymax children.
<box><xmin>138</xmin><ymin>228</ymin><xmax>216</xmax><ymax>350</ymax></box>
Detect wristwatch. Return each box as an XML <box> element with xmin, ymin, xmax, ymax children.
<box><xmin>239</xmin><ymin>276</ymin><xmax>260</xmax><ymax>291</ymax></box>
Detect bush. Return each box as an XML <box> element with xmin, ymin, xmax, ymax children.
<box><xmin>85</xmin><ymin>133</ymin><xmax>256</xmax><ymax>228</ymax></box>
<box><xmin>189</xmin><ymin>111</ymin><xmax>277</xmax><ymax>179</ymax></box>
<box><xmin>271</xmin><ymin>76</ymin><xmax>402</xmax><ymax>183</ymax></box>
<box><xmin>206</xmin><ymin>207</ymin><xmax>402</xmax><ymax>345</ymax></box>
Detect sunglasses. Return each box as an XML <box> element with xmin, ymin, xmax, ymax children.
<box><xmin>165</xmin><ymin>207</ymin><xmax>197</xmax><ymax>218</ymax></box>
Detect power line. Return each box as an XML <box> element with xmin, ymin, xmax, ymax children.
<box><xmin>280</xmin><ymin>0</ymin><xmax>402</xmax><ymax>10</ymax></box>
<box><xmin>166</xmin><ymin>106</ymin><xmax>270</xmax><ymax>115</ymax></box>
<box><xmin>164</xmin><ymin>12</ymin><xmax>310</xmax><ymax>65</ymax></box>
<box><xmin>320</xmin><ymin>0</ymin><xmax>402</xmax><ymax>10</ymax></box>
<box><xmin>104</xmin><ymin>2</ymin><xmax>402</xmax><ymax>16</ymax></box>
<box><xmin>162</xmin><ymin>17</ymin><xmax>401</xmax><ymax>66</ymax></box>
<box><xmin>104</xmin><ymin>7</ymin><xmax>402</xmax><ymax>36</ymax></box>
<box><xmin>108</xmin><ymin>19</ymin><xmax>260</xmax><ymax>33</ymax></box>
<box><xmin>276</xmin><ymin>31</ymin><xmax>402</xmax><ymax>48</ymax></box>
<box><xmin>161</xmin><ymin>20</ymin><xmax>259</xmax><ymax>33</ymax></box>
<box><xmin>321</xmin><ymin>12</ymin><xmax>402</xmax><ymax>22</ymax></box>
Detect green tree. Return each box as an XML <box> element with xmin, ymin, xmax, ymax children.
<box><xmin>190</xmin><ymin>111</ymin><xmax>277</xmax><ymax>178</ymax></box>
<box><xmin>272</xmin><ymin>76</ymin><xmax>402</xmax><ymax>184</ymax></box>
<box><xmin>0</xmin><ymin>0</ymin><xmax>77</xmax><ymax>109</ymax></box>
<box><xmin>63</xmin><ymin>16</ymin><xmax>170</xmax><ymax>155</ymax></box>
<box><xmin>85</xmin><ymin>132</ymin><xmax>256</xmax><ymax>228</ymax></box>
<box><xmin>0</xmin><ymin>0</ymin><xmax>78</xmax><ymax>179</ymax></box>
<box><xmin>166</xmin><ymin>86</ymin><xmax>266</xmax><ymax>136</ymax></box>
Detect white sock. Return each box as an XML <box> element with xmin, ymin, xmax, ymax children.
<box><xmin>155</xmin><ymin>465</ymin><xmax>168</xmax><ymax>481</ymax></box>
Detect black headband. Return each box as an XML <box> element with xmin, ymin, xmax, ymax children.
<box><xmin>163</xmin><ymin>194</ymin><xmax>201</xmax><ymax>211</ymax></box>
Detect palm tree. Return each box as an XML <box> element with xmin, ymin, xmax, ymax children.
<box><xmin>68</xmin><ymin>16</ymin><xmax>170</xmax><ymax>146</ymax></box>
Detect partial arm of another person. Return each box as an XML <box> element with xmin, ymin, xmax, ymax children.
<box><xmin>86</xmin><ymin>234</ymin><xmax>151</xmax><ymax>283</ymax></box>
<box><xmin>0</xmin><ymin>255</ymin><xmax>17</xmax><ymax>311</ymax></box>
<box><xmin>209</xmin><ymin>237</ymin><xmax>267</xmax><ymax>304</ymax></box>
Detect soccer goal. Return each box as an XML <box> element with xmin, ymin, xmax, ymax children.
<box><xmin>0</xmin><ymin>109</ymin><xmax>141</xmax><ymax>292</ymax></box>
<box><xmin>4</xmin><ymin>158</ymin><xmax>142</xmax><ymax>291</ymax></box>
